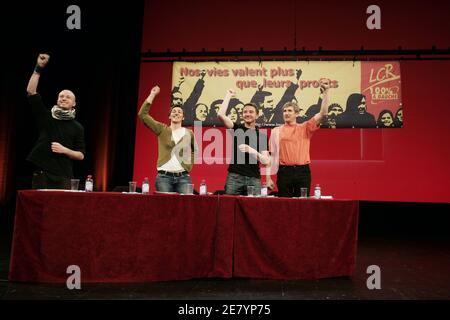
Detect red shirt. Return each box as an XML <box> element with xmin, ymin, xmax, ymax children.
<box><xmin>270</xmin><ymin>118</ymin><xmax>319</xmax><ymax>165</ymax></box>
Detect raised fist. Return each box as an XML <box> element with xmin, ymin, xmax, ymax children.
<box><xmin>37</xmin><ymin>54</ymin><xmax>50</xmax><ymax>68</ymax></box>
<box><xmin>296</xmin><ymin>69</ymin><xmax>302</xmax><ymax>80</ymax></box>
<box><xmin>227</xmin><ymin>89</ymin><xmax>236</xmax><ymax>97</ymax></box>
<box><xmin>319</xmin><ymin>78</ymin><xmax>331</xmax><ymax>93</ymax></box>
<box><xmin>150</xmin><ymin>86</ymin><xmax>160</xmax><ymax>96</ymax></box>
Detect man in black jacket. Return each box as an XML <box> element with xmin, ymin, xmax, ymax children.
<box><xmin>26</xmin><ymin>54</ymin><xmax>86</xmax><ymax>189</ymax></box>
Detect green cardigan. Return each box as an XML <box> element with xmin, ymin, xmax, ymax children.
<box><xmin>138</xmin><ymin>101</ymin><xmax>196</xmax><ymax>172</ymax></box>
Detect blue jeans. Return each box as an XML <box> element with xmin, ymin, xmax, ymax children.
<box><xmin>155</xmin><ymin>172</ymin><xmax>192</xmax><ymax>193</ymax></box>
<box><xmin>225</xmin><ymin>172</ymin><xmax>261</xmax><ymax>195</ymax></box>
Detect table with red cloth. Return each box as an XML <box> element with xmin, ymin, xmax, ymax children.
<box><xmin>9</xmin><ymin>190</ymin><xmax>359</xmax><ymax>283</ymax></box>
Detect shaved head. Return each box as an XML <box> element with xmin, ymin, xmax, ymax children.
<box><xmin>57</xmin><ymin>89</ymin><xmax>76</xmax><ymax>110</ymax></box>
<box><xmin>59</xmin><ymin>89</ymin><xmax>76</xmax><ymax>100</ymax></box>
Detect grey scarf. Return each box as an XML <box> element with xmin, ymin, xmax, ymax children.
<box><xmin>51</xmin><ymin>105</ymin><xmax>76</xmax><ymax>120</ymax></box>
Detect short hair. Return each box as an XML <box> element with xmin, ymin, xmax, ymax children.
<box><xmin>59</xmin><ymin>89</ymin><xmax>76</xmax><ymax>102</ymax></box>
<box><xmin>169</xmin><ymin>106</ymin><xmax>184</xmax><ymax>116</ymax></box>
<box><xmin>243</xmin><ymin>102</ymin><xmax>259</xmax><ymax>114</ymax></box>
<box><xmin>283</xmin><ymin>101</ymin><xmax>301</xmax><ymax>113</ymax></box>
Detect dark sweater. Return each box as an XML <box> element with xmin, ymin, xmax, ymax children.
<box><xmin>27</xmin><ymin>94</ymin><xmax>85</xmax><ymax>178</ymax></box>
<box><xmin>228</xmin><ymin>123</ymin><xmax>268</xmax><ymax>178</ymax></box>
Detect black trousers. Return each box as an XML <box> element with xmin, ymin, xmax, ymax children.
<box><xmin>32</xmin><ymin>170</ymin><xmax>70</xmax><ymax>190</ymax></box>
<box><xmin>276</xmin><ymin>165</ymin><xmax>311</xmax><ymax>198</ymax></box>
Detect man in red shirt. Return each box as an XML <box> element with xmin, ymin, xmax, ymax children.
<box><xmin>267</xmin><ymin>79</ymin><xmax>330</xmax><ymax>197</ymax></box>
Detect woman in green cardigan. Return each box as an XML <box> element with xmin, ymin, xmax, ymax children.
<box><xmin>138</xmin><ymin>86</ymin><xmax>197</xmax><ymax>193</ymax></box>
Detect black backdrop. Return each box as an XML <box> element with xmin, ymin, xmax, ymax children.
<box><xmin>1</xmin><ymin>0</ymin><xmax>144</xmax><ymax>207</ymax></box>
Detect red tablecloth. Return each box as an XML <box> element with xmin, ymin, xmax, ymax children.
<box><xmin>9</xmin><ymin>191</ymin><xmax>358</xmax><ymax>283</ymax></box>
<box><xmin>234</xmin><ymin>197</ymin><xmax>359</xmax><ymax>279</ymax></box>
<box><xmin>9</xmin><ymin>191</ymin><xmax>235</xmax><ymax>282</ymax></box>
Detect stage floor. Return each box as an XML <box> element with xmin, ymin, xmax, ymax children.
<box><xmin>1</xmin><ymin>233</ymin><xmax>449</xmax><ymax>300</ymax></box>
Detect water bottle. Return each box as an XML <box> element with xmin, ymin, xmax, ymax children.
<box><xmin>142</xmin><ymin>177</ymin><xmax>150</xmax><ymax>194</ymax></box>
<box><xmin>261</xmin><ymin>184</ymin><xmax>268</xmax><ymax>197</ymax></box>
<box><xmin>314</xmin><ymin>184</ymin><xmax>321</xmax><ymax>199</ymax></box>
<box><xmin>199</xmin><ymin>179</ymin><xmax>207</xmax><ymax>195</ymax></box>
<box><xmin>85</xmin><ymin>175</ymin><xmax>93</xmax><ymax>192</ymax></box>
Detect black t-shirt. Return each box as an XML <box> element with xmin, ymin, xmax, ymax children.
<box><xmin>27</xmin><ymin>94</ymin><xmax>86</xmax><ymax>178</ymax></box>
<box><xmin>227</xmin><ymin>123</ymin><xmax>268</xmax><ymax>178</ymax></box>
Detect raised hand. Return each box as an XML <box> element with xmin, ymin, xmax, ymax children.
<box><xmin>319</xmin><ymin>78</ymin><xmax>331</xmax><ymax>93</ymax></box>
<box><xmin>296</xmin><ymin>69</ymin><xmax>302</xmax><ymax>80</ymax></box>
<box><xmin>37</xmin><ymin>54</ymin><xmax>50</xmax><ymax>68</ymax></box>
<box><xmin>145</xmin><ymin>85</ymin><xmax>161</xmax><ymax>104</ymax></box>
<box><xmin>226</xmin><ymin>88</ymin><xmax>236</xmax><ymax>97</ymax></box>
<box><xmin>27</xmin><ymin>54</ymin><xmax>50</xmax><ymax>94</ymax></box>
<box><xmin>150</xmin><ymin>86</ymin><xmax>160</xmax><ymax>96</ymax></box>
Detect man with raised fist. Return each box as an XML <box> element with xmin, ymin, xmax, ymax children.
<box><xmin>267</xmin><ymin>78</ymin><xmax>331</xmax><ymax>197</ymax></box>
<box><xmin>138</xmin><ymin>85</ymin><xmax>197</xmax><ymax>193</ymax></box>
<box><xmin>218</xmin><ymin>89</ymin><xmax>270</xmax><ymax>196</ymax></box>
<box><xmin>26</xmin><ymin>54</ymin><xmax>85</xmax><ymax>189</ymax></box>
